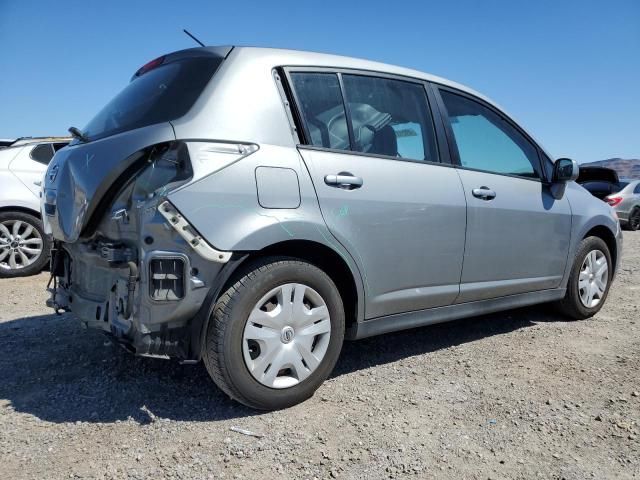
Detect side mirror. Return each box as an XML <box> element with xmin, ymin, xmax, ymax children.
<box><xmin>553</xmin><ymin>158</ymin><xmax>579</xmax><ymax>183</ymax></box>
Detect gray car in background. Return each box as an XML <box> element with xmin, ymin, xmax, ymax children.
<box><xmin>605</xmin><ymin>180</ymin><xmax>640</xmax><ymax>230</ymax></box>
<box><xmin>42</xmin><ymin>46</ymin><xmax>622</xmax><ymax>409</ymax></box>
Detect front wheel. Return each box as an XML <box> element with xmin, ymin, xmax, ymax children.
<box><xmin>555</xmin><ymin>236</ymin><xmax>612</xmax><ymax>320</ymax></box>
<box><xmin>203</xmin><ymin>257</ymin><xmax>345</xmax><ymax>410</ymax></box>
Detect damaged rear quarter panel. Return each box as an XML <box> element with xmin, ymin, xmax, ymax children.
<box><xmin>168</xmin><ymin>144</ymin><xmax>337</xmax><ymax>251</ymax></box>
<box><xmin>167</xmin><ymin>143</ymin><xmax>365</xmax><ymax>306</ymax></box>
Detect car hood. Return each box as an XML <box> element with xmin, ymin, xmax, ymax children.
<box><xmin>43</xmin><ymin>123</ymin><xmax>175</xmax><ymax>243</ymax></box>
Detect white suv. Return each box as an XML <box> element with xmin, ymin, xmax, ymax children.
<box><xmin>0</xmin><ymin>137</ymin><xmax>69</xmax><ymax>277</ymax></box>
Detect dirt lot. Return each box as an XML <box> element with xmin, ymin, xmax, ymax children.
<box><xmin>1</xmin><ymin>234</ymin><xmax>638</xmax><ymax>480</ymax></box>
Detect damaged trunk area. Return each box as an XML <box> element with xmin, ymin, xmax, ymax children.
<box><xmin>45</xmin><ymin>140</ymin><xmax>228</xmax><ymax>360</ymax></box>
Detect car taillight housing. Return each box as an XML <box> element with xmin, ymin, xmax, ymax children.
<box><xmin>131</xmin><ymin>142</ymin><xmax>192</xmax><ymax>201</ymax></box>
<box><xmin>606</xmin><ymin>196</ymin><xmax>622</xmax><ymax>207</ymax></box>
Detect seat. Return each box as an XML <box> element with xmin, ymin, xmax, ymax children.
<box><xmin>371</xmin><ymin>125</ymin><xmax>398</xmax><ymax>157</ymax></box>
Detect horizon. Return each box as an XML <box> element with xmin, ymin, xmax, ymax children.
<box><xmin>0</xmin><ymin>0</ymin><xmax>638</xmax><ymax>163</ymax></box>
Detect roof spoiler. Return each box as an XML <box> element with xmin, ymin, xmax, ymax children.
<box><xmin>130</xmin><ymin>46</ymin><xmax>234</xmax><ymax>82</ymax></box>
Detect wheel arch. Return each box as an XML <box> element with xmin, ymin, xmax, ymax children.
<box><xmin>583</xmin><ymin>224</ymin><xmax>618</xmax><ymax>274</ymax></box>
<box><xmin>190</xmin><ymin>239</ymin><xmax>364</xmax><ymax>360</ymax></box>
<box><xmin>253</xmin><ymin>240</ymin><xmax>361</xmax><ymax>334</ymax></box>
<box><xmin>0</xmin><ymin>205</ymin><xmax>42</xmax><ymax>219</ymax></box>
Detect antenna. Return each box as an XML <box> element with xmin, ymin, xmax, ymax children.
<box><xmin>183</xmin><ymin>29</ymin><xmax>206</xmax><ymax>47</ymax></box>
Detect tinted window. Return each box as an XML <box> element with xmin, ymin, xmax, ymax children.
<box><xmin>82</xmin><ymin>57</ymin><xmax>222</xmax><ymax>141</ymax></box>
<box><xmin>29</xmin><ymin>144</ymin><xmax>55</xmax><ymax>165</ymax></box>
<box><xmin>612</xmin><ymin>181</ymin><xmax>629</xmax><ymax>193</ymax></box>
<box><xmin>577</xmin><ymin>167</ymin><xmax>618</xmax><ymax>184</ymax></box>
<box><xmin>291</xmin><ymin>73</ymin><xmax>350</xmax><ymax>150</ymax></box>
<box><xmin>53</xmin><ymin>142</ymin><xmax>68</xmax><ymax>152</ymax></box>
<box><xmin>441</xmin><ymin>90</ymin><xmax>540</xmax><ymax>178</ymax></box>
<box><xmin>581</xmin><ymin>181</ymin><xmax>615</xmax><ymax>199</ymax></box>
<box><xmin>634</xmin><ymin>183</ymin><xmax>640</xmax><ymax>194</ymax></box>
<box><xmin>341</xmin><ymin>75</ymin><xmax>438</xmax><ymax>162</ymax></box>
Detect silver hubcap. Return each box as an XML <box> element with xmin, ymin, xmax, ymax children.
<box><xmin>0</xmin><ymin>220</ymin><xmax>43</xmax><ymax>271</ymax></box>
<box><xmin>242</xmin><ymin>283</ymin><xmax>331</xmax><ymax>389</ymax></box>
<box><xmin>579</xmin><ymin>250</ymin><xmax>608</xmax><ymax>308</ymax></box>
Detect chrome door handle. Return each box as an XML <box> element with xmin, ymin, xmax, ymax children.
<box><xmin>472</xmin><ymin>187</ymin><xmax>496</xmax><ymax>200</ymax></box>
<box><xmin>324</xmin><ymin>173</ymin><xmax>363</xmax><ymax>190</ymax></box>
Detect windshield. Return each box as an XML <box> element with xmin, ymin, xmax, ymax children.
<box><xmin>82</xmin><ymin>56</ymin><xmax>222</xmax><ymax>141</ymax></box>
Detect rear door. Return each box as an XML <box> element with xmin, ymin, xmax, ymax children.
<box><xmin>9</xmin><ymin>143</ymin><xmax>64</xmax><ymax>196</ymax></box>
<box><xmin>435</xmin><ymin>87</ymin><xmax>572</xmax><ymax>302</ymax></box>
<box><xmin>287</xmin><ymin>70</ymin><xmax>467</xmax><ymax>319</ymax></box>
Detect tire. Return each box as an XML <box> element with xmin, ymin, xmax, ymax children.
<box><xmin>626</xmin><ymin>207</ymin><xmax>640</xmax><ymax>231</ymax></box>
<box><xmin>555</xmin><ymin>236</ymin><xmax>612</xmax><ymax>320</ymax></box>
<box><xmin>203</xmin><ymin>257</ymin><xmax>345</xmax><ymax>410</ymax></box>
<box><xmin>0</xmin><ymin>211</ymin><xmax>50</xmax><ymax>278</ymax></box>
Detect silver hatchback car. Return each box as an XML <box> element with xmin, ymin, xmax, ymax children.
<box><xmin>43</xmin><ymin>46</ymin><xmax>622</xmax><ymax>409</ymax></box>
<box><xmin>605</xmin><ymin>180</ymin><xmax>640</xmax><ymax>230</ymax></box>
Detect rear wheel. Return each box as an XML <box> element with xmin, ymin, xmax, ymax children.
<box><xmin>203</xmin><ymin>257</ymin><xmax>345</xmax><ymax>410</ymax></box>
<box><xmin>555</xmin><ymin>236</ymin><xmax>612</xmax><ymax>319</ymax></box>
<box><xmin>627</xmin><ymin>207</ymin><xmax>640</xmax><ymax>231</ymax></box>
<box><xmin>0</xmin><ymin>211</ymin><xmax>50</xmax><ymax>278</ymax></box>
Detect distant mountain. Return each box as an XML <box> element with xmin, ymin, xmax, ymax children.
<box><xmin>581</xmin><ymin>158</ymin><xmax>640</xmax><ymax>179</ymax></box>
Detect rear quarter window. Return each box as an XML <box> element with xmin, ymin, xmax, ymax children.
<box><xmin>29</xmin><ymin>144</ymin><xmax>55</xmax><ymax>165</ymax></box>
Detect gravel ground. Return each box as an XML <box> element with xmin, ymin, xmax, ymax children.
<box><xmin>1</xmin><ymin>233</ymin><xmax>639</xmax><ymax>480</ymax></box>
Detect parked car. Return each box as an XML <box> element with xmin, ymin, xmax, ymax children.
<box><xmin>42</xmin><ymin>46</ymin><xmax>622</xmax><ymax>410</ymax></box>
<box><xmin>0</xmin><ymin>137</ymin><xmax>70</xmax><ymax>277</ymax></box>
<box><xmin>576</xmin><ymin>167</ymin><xmax>640</xmax><ymax>230</ymax></box>
<box><xmin>605</xmin><ymin>180</ymin><xmax>640</xmax><ymax>231</ymax></box>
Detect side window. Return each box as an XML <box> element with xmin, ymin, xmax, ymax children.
<box><xmin>53</xmin><ymin>142</ymin><xmax>68</xmax><ymax>152</ymax></box>
<box><xmin>440</xmin><ymin>90</ymin><xmax>541</xmax><ymax>179</ymax></box>
<box><xmin>634</xmin><ymin>183</ymin><xmax>640</xmax><ymax>194</ymax></box>
<box><xmin>29</xmin><ymin>144</ymin><xmax>55</xmax><ymax>165</ymax></box>
<box><xmin>342</xmin><ymin>75</ymin><xmax>438</xmax><ymax>162</ymax></box>
<box><xmin>290</xmin><ymin>73</ymin><xmax>350</xmax><ymax>150</ymax></box>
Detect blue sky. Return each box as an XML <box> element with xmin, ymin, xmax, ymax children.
<box><xmin>0</xmin><ymin>0</ymin><xmax>638</xmax><ymax>162</ymax></box>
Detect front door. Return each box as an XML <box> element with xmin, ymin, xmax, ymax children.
<box><xmin>289</xmin><ymin>71</ymin><xmax>467</xmax><ymax>319</ymax></box>
<box><xmin>437</xmin><ymin>88</ymin><xmax>572</xmax><ymax>303</ymax></box>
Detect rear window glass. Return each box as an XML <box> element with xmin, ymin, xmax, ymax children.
<box><xmin>615</xmin><ymin>181</ymin><xmax>629</xmax><ymax>192</ymax></box>
<box><xmin>581</xmin><ymin>181</ymin><xmax>615</xmax><ymax>199</ymax></box>
<box><xmin>82</xmin><ymin>57</ymin><xmax>222</xmax><ymax>141</ymax></box>
<box><xmin>577</xmin><ymin>168</ymin><xmax>618</xmax><ymax>184</ymax></box>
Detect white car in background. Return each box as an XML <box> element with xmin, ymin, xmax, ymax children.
<box><xmin>0</xmin><ymin>137</ymin><xmax>70</xmax><ymax>277</ymax></box>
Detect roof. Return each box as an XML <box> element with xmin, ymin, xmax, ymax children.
<box><xmin>1</xmin><ymin>136</ymin><xmax>72</xmax><ymax>148</ymax></box>
<box><xmin>221</xmin><ymin>46</ymin><xmax>553</xmax><ymax>159</ymax></box>
<box><xmin>229</xmin><ymin>45</ymin><xmax>491</xmax><ymax>103</ymax></box>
